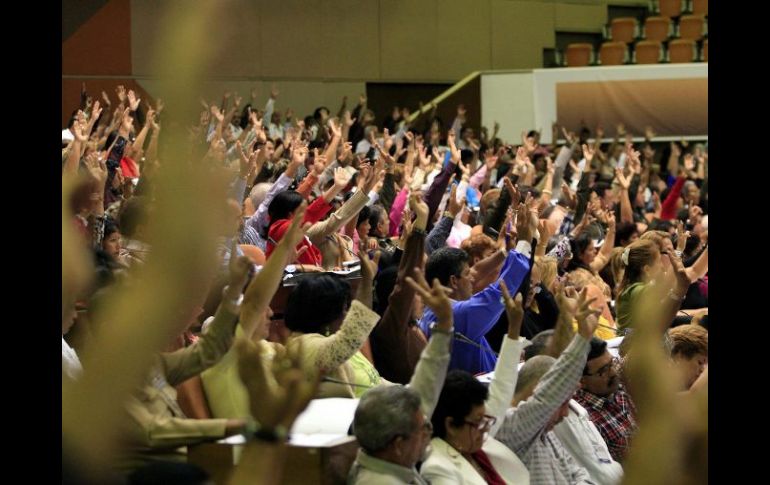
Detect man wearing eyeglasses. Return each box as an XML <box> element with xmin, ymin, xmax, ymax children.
<box><xmin>574</xmin><ymin>338</ymin><xmax>637</xmax><ymax>463</ymax></box>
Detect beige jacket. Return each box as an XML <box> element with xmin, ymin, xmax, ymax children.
<box><xmin>286</xmin><ymin>299</ymin><xmax>380</xmax><ymax>398</ymax></box>
<box><xmin>118</xmin><ymin>303</ymin><xmax>239</xmax><ymax>470</ymax></box>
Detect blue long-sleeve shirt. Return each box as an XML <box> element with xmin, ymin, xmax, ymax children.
<box><xmin>418</xmin><ymin>241</ymin><xmax>532</xmax><ymax>374</ymax></box>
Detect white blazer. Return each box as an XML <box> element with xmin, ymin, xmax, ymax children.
<box><xmin>421</xmin><ymin>437</ymin><xmax>529</xmax><ymax>485</ymax></box>
<box><xmin>420</xmin><ymin>337</ymin><xmax>531</xmax><ymax>484</ymax></box>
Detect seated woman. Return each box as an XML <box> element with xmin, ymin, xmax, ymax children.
<box><xmin>201</xmin><ymin>216</ymin><xmax>305</xmax><ymax>419</ymax></box>
<box><xmin>566</xmin><ymin>226</ymin><xmax>616</xmax><ymax>302</ymax></box>
<box><xmin>615</xmin><ymin>239</ymin><xmax>690</xmax><ymax>331</ymax></box>
<box><xmin>421</xmin><ymin>283</ymin><xmax>530</xmax><ymax>485</ymax></box>
<box><xmin>285</xmin><ymin>252</ymin><xmax>382</xmax><ymax>398</ymax></box>
<box><xmin>368</xmin><ymin>204</ymin><xmax>401</xmax><ymax>269</ymax></box>
<box><xmin>264</xmin><ymin>167</ymin><xmax>351</xmax><ymax>267</ymax></box>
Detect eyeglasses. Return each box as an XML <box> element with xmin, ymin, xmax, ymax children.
<box><xmin>464</xmin><ymin>414</ymin><xmax>497</xmax><ymax>431</ymax></box>
<box><xmin>584</xmin><ymin>357</ymin><xmax>619</xmax><ymax>378</ymax></box>
<box><xmin>421</xmin><ymin>420</ymin><xmax>434</xmax><ymax>435</ymax></box>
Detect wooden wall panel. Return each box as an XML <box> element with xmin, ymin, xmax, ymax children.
<box><xmin>319</xmin><ymin>0</ymin><xmax>381</xmax><ymax>80</ymax></box>
<box><xmin>379</xmin><ymin>0</ymin><xmax>439</xmax><ymax>80</ymax></box>
<box><xmin>436</xmin><ymin>0</ymin><xmax>492</xmax><ymax>80</ymax></box>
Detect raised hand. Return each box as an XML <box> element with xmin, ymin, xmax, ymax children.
<box><xmin>562</xmin><ymin>127</ymin><xmax>576</xmax><ymax>145</ymax></box>
<box><xmin>333</xmin><ymin>167</ymin><xmax>352</xmax><ymax>189</ymax></box>
<box><xmin>447</xmin><ymin>130</ymin><xmax>461</xmax><ymax>163</ymax></box>
<box><xmin>227</xmin><ymin>238</ymin><xmax>253</xmax><ymax>299</ymax></box>
<box><xmin>615</xmin><ymin>167</ymin><xmax>631</xmax><ymax>190</ymax></box>
<box><xmin>503</xmin><ymin>178</ymin><xmax>520</xmax><ymax>206</ymax></box>
<box><xmin>343</xmin><ymin>110</ymin><xmax>356</xmax><ymax>128</ymax></box>
<box><xmin>683</xmin><ymin>154</ymin><xmax>695</xmax><ymax>171</ymax></box>
<box><xmin>405</xmin><ymin>267</ymin><xmax>454</xmax><ymax>330</ymax></box>
<box><xmin>446</xmin><ymin>184</ymin><xmax>466</xmax><ymax>218</ymax></box>
<box><xmin>561</xmin><ymin>182</ymin><xmax>577</xmax><ymax>209</ymax></box>
<box><xmin>126</xmin><ymin>90</ymin><xmax>141</xmax><ymax>112</ymax></box>
<box><xmin>211</xmin><ymin>105</ymin><xmax>225</xmax><ymax>123</ymax></box>
<box><xmin>84</xmin><ymin>151</ymin><xmax>108</xmax><ymax>185</ymax></box>
<box><xmin>675</xmin><ymin>221</ymin><xmax>690</xmax><ymax>252</ymax></box>
<box><xmin>500</xmin><ymin>280</ymin><xmax>524</xmax><ymax>339</ymax></box>
<box><xmin>358</xmin><ymin>247</ymin><xmax>380</xmax><ymax>283</ymax></box>
<box><xmin>116</xmin><ymin>85</ymin><xmax>126</xmax><ymax>103</ymax></box>
<box><xmin>328</xmin><ymin>118</ymin><xmax>342</xmax><ymax>139</ymax></box>
<box><xmin>582</xmin><ymin>143</ymin><xmax>596</xmax><ymax>163</ymax></box>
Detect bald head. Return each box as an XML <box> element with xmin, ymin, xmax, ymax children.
<box><xmin>514</xmin><ymin>355</ymin><xmax>556</xmax><ymax>403</ymax></box>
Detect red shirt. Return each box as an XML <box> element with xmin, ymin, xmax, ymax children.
<box><xmin>120</xmin><ymin>156</ymin><xmax>140</xmax><ymax>179</ymax></box>
<box><xmin>265</xmin><ymin>196</ymin><xmax>332</xmax><ymax>266</ymax></box>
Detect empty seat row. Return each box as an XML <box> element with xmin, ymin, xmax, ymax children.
<box><xmin>564</xmin><ymin>39</ymin><xmax>706</xmax><ymax>66</ymax></box>
<box><xmin>610</xmin><ymin>14</ymin><xmax>707</xmax><ymax>43</ymax></box>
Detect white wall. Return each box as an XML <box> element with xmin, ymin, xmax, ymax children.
<box><xmin>481</xmin><ymin>72</ymin><xmax>535</xmax><ymax>143</ymax></box>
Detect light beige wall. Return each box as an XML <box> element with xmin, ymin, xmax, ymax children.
<box><xmin>129</xmin><ymin>0</ymin><xmax>613</xmax><ymax>114</ymax></box>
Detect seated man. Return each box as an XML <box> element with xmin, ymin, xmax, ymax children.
<box><xmin>494</xmin><ymin>289</ymin><xmax>600</xmax><ymax>484</ymax></box>
<box><xmin>574</xmin><ymin>338</ymin><xmax>637</xmax><ymax>463</ymax></box>
<box><xmin>516</xmin><ymin>354</ymin><xmax>623</xmax><ymax>485</ymax></box>
<box><xmin>417</xmin><ymin>204</ymin><xmax>536</xmax><ymax>374</ymax></box>
<box><xmin>348</xmin><ymin>269</ymin><xmax>453</xmax><ymax>484</ymax></box>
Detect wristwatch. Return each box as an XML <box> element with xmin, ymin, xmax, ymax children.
<box><xmin>244</xmin><ymin>422</ymin><xmax>289</xmax><ymax>443</ymax></box>
<box><xmin>430</xmin><ymin>322</ymin><xmax>455</xmax><ymax>335</ymax></box>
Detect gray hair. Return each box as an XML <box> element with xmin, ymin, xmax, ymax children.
<box><xmin>515</xmin><ymin>355</ymin><xmax>556</xmax><ymax>395</ymax></box>
<box><xmin>353</xmin><ymin>385</ymin><xmax>421</xmax><ymax>453</ymax></box>
<box><xmin>524</xmin><ymin>330</ymin><xmax>555</xmax><ymax>361</ymax></box>
<box><xmin>249</xmin><ymin>183</ymin><xmax>272</xmax><ymax>211</ymax></box>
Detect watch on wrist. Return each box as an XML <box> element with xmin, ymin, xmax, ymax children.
<box><xmin>244</xmin><ymin>422</ymin><xmax>288</xmax><ymax>443</ymax></box>
<box><xmin>430</xmin><ymin>322</ymin><xmax>454</xmax><ymax>335</ymax></box>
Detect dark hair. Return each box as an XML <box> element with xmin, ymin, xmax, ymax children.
<box><xmin>103</xmin><ymin>218</ymin><xmax>120</xmax><ymax>240</ymax></box>
<box><xmin>593</xmin><ymin>182</ymin><xmax>612</xmax><ymax>199</ymax></box>
<box><xmin>425</xmin><ymin>247</ymin><xmax>469</xmax><ymax>287</ymax></box>
<box><xmin>432</xmin><ymin>371</ymin><xmax>488</xmax><ymax>439</ymax></box>
<box><xmin>583</xmin><ymin>337</ymin><xmax>608</xmax><ymax>374</ymax></box>
<box><xmin>313</xmin><ymin>107</ymin><xmax>329</xmax><ymax>121</ymax></box>
<box><xmin>566</xmin><ymin>233</ymin><xmax>593</xmax><ymax>272</ymax></box>
<box><xmin>264</xmin><ymin>190</ymin><xmax>304</xmax><ymax>238</ymax></box>
<box><xmin>284</xmin><ymin>275</ymin><xmax>352</xmax><ymax>333</ymax></box>
<box><xmin>647</xmin><ymin>219</ymin><xmax>674</xmax><ymax>233</ymax></box>
<box><xmin>239</xmin><ymin>104</ymin><xmax>253</xmax><ymax>129</ymax></box>
<box><xmin>368</xmin><ymin>205</ymin><xmax>386</xmax><ymax>237</ymax></box>
<box><xmin>524</xmin><ymin>329</ymin><xmax>555</xmax><ymax>361</ymax></box>
<box><xmin>128</xmin><ymin>461</ymin><xmax>210</xmax><ymax>485</ymax></box>
<box><xmin>118</xmin><ymin>197</ymin><xmax>149</xmax><ymax>239</ymax></box>
<box><xmin>357</xmin><ymin>205</ymin><xmax>372</xmax><ymax>228</ymax></box>
<box><xmin>615</xmin><ymin>221</ymin><xmax>638</xmax><ymax>246</ymax></box>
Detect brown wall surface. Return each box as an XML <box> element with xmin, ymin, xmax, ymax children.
<box><xmin>556</xmin><ymin>78</ymin><xmax>708</xmax><ymax>137</ymax></box>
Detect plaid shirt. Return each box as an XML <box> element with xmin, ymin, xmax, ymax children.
<box><xmin>574</xmin><ymin>385</ymin><xmax>637</xmax><ymax>463</ymax></box>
